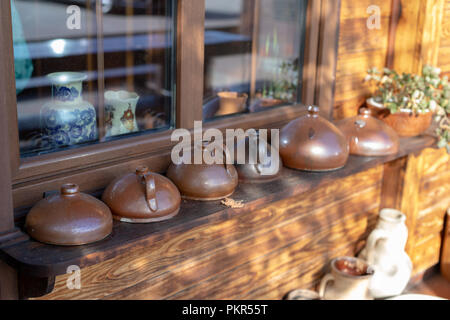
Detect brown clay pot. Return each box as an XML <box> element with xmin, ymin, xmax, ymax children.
<box><xmin>25</xmin><ymin>184</ymin><xmax>113</xmax><ymax>246</ymax></box>
<box><xmin>166</xmin><ymin>142</ymin><xmax>239</xmax><ymax>201</ymax></box>
<box><xmin>234</xmin><ymin>130</ymin><xmax>283</xmax><ymax>182</ymax></box>
<box><xmin>280</xmin><ymin>106</ymin><xmax>349</xmax><ymax>171</ymax></box>
<box><xmin>102</xmin><ymin>166</ymin><xmax>181</xmax><ymax>223</ymax></box>
<box><xmin>366</xmin><ymin>98</ymin><xmax>433</xmax><ymax>137</ymax></box>
<box><xmin>336</xmin><ymin>108</ymin><xmax>400</xmax><ymax>156</ymax></box>
<box><xmin>216</xmin><ymin>92</ymin><xmax>248</xmax><ymax>116</ymax></box>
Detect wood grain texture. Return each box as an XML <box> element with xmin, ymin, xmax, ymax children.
<box><xmin>442</xmin><ymin>210</ymin><xmax>450</xmax><ymax>281</ymax></box>
<box><xmin>315</xmin><ymin>0</ymin><xmax>341</xmax><ymax>119</ymax></box>
<box><xmin>35</xmin><ymin>167</ymin><xmax>382</xmax><ymax>300</ymax></box>
<box><xmin>393</xmin><ymin>0</ymin><xmax>444</xmax><ymax>74</ymax></box>
<box><xmin>412</xmin><ymin>233</ymin><xmax>443</xmax><ymax>275</ymax></box>
<box><xmin>333</xmin><ymin>0</ymin><xmax>392</xmax><ymax>119</ymax></box>
<box><xmin>0</xmin><ymin>0</ymin><xmax>16</xmax><ymax>233</ymax></box>
<box><xmin>176</xmin><ymin>0</ymin><xmax>204</xmax><ymax>128</ymax></box>
<box><xmin>0</xmin><ymin>260</ymin><xmax>18</xmax><ymax>300</ymax></box>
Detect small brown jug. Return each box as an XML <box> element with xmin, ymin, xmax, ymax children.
<box><xmin>25</xmin><ymin>184</ymin><xmax>113</xmax><ymax>246</ymax></box>
<box><xmin>166</xmin><ymin>141</ymin><xmax>238</xmax><ymax>201</ymax></box>
<box><xmin>102</xmin><ymin>166</ymin><xmax>181</xmax><ymax>223</ymax></box>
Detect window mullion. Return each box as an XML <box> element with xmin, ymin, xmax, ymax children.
<box><xmin>176</xmin><ymin>0</ymin><xmax>205</xmax><ymax>129</ymax></box>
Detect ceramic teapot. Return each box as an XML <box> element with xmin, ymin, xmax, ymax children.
<box><xmin>25</xmin><ymin>184</ymin><xmax>113</xmax><ymax>246</ymax></box>
<box><xmin>102</xmin><ymin>166</ymin><xmax>181</xmax><ymax>223</ymax></box>
<box><xmin>280</xmin><ymin>106</ymin><xmax>349</xmax><ymax>171</ymax></box>
<box><xmin>233</xmin><ymin>130</ymin><xmax>282</xmax><ymax>182</ymax></box>
<box><xmin>319</xmin><ymin>257</ymin><xmax>375</xmax><ymax>300</ymax></box>
<box><xmin>358</xmin><ymin>208</ymin><xmax>412</xmax><ymax>298</ymax></box>
<box><xmin>166</xmin><ymin>141</ymin><xmax>238</xmax><ymax>201</ymax></box>
<box><xmin>335</xmin><ymin>108</ymin><xmax>399</xmax><ymax>156</ymax></box>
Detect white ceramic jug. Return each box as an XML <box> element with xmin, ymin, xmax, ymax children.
<box><xmin>358</xmin><ymin>208</ymin><xmax>413</xmax><ymax>298</ymax></box>
<box><xmin>104</xmin><ymin>90</ymin><xmax>139</xmax><ymax>137</ymax></box>
<box><xmin>319</xmin><ymin>257</ymin><xmax>374</xmax><ymax>300</ymax></box>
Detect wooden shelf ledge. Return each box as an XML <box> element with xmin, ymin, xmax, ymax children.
<box><xmin>0</xmin><ymin>135</ymin><xmax>437</xmax><ymax>298</ymax></box>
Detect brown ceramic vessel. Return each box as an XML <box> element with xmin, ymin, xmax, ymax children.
<box><xmin>279</xmin><ymin>106</ymin><xmax>349</xmax><ymax>171</ymax></box>
<box><xmin>166</xmin><ymin>142</ymin><xmax>239</xmax><ymax>201</ymax></box>
<box><xmin>25</xmin><ymin>184</ymin><xmax>113</xmax><ymax>246</ymax></box>
<box><xmin>366</xmin><ymin>98</ymin><xmax>433</xmax><ymax>137</ymax></box>
<box><xmin>336</xmin><ymin>108</ymin><xmax>400</xmax><ymax>156</ymax></box>
<box><xmin>234</xmin><ymin>130</ymin><xmax>282</xmax><ymax>182</ymax></box>
<box><xmin>216</xmin><ymin>92</ymin><xmax>248</xmax><ymax>116</ymax></box>
<box><xmin>102</xmin><ymin>166</ymin><xmax>181</xmax><ymax>223</ymax></box>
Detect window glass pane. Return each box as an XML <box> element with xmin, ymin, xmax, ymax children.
<box><xmin>12</xmin><ymin>0</ymin><xmax>175</xmax><ymax>158</ymax></box>
<box><xmin>203</xmin><ymin>0</ymin><xmax>307</xmax><ymax>120</ymax></box>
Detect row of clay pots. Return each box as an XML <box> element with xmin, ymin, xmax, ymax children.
<box><xmin>24</xmin><ymin>102</ymin><xmax>429</xmax><ymax>247</ymax></box>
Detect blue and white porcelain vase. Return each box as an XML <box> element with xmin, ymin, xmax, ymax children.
<box><xmin>41</xmin><ymin>72</ymin><xmax>98</xmax><ymax>147</ymax></box>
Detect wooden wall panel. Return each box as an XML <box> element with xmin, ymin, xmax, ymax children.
<box><xmin>438</xmin><ymin>0</ymin><xmax>450</xmax><ymax>76</ymax></box>
<box><xmin>412</xmin><ymin>148</ymin><xmax>450</xmax><ymax>274</ymax></box>
<box><xmin>333</xmin><ymin>0</ymin><xmax>392</xmax><ymax>119</ymax></box>
<box><xmin>35</xmin><ymin>167</ymin><xmax>382</xmax><ymax>300</ymax></box>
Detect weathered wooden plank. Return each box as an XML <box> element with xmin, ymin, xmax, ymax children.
<box><xmin>393</xmin><ymin>0</ymin><xmax>444</xmax><ymax>73</ymax></box>
<box><xmin>242</xmin><ymin>245</ymin><xmax>356</xmax><ymax>300</ymax></box>
<box><xmin>37</xmin><ymin>169</ymin><xmax>381</xmax><ymax>300</ymax></box>
<box><xmin>338</xmin><ymin>17</ymin><xmax>390</xmax><ymax>54</ymax></box>
<box><xmin>340</xmin><ymin>0</ymin><xmax>392</xmax><ymax>21</ymax></box>
<box><xmin>133</xmin><ymin>205</ymin><xmax>378</xmax><ymax>300</ymax></box>
<box><xmin>418</xmin><ymin>171</ymin><xmax>450</xmax><ymax>215</ymax></box>
<box><xmin>415</xmin><ymin>205</ymin><xmax>448</xmax><ymax>239</ymax></box>
<box><xmin>441</xmin><ymin>210</ymin><xmax>450</xmax><ymax>281</ymax></box>
<box><xmin>412</xmin><ymin>233</ymin><xmax>442</xmax><ymax>274</ymax></box>
<box><xmin>420</xmin><ymin>148</ymin><xmax>450</xmax><ymax>179</ymax></box>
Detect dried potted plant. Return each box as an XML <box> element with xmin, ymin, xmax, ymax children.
<box><xmin>365</xmin><ymin>65</ymin><xmax>449</xmax><ymax>144</ymax></box>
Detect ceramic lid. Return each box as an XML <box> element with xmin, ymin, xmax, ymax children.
<box><xmin>234</xmin><ymin>130</ymin><xmax>282</xmax><ymax>182</ymax></box>
<box><xmin>25</xmin><ymin>184</ymin><xmax>113</xmax><ymax>246</ymax></box>
<box><xmin>279</xmin><ymin>106</ymin><xmax>349</xmax><ymax>171</ymax></box>
<box><xmin>336</xmin><ymin>108</ymin><xmax>400</xmax><ymax>156</ymax></box>
<box><xmin>102</xmin><ymin>166</ymin><xmax>181</xmax><ymax>223</ymax></box>
<box><xmin>166</xmin><ymin>142</ymin><xmax>239</xmax><ymax>201</ymax></box>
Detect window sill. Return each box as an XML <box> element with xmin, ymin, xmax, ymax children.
<box><xmin>0</xmin><ymin>135</ymin><xmax>437</xmax><ymax>298</ymax></box>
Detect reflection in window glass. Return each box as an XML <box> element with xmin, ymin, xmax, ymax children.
<box><xmin>12</xmin><ymin>0</ymin><xmax>175</xmax><ymax>158</ymax></box>
<box><xmin>203</xmin><ymin>0</ymin><xmax>307</xmax><ymax>120</ymax></box>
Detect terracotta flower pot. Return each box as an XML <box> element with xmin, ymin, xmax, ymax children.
<box><xmin>216</xmin><ymin>92</ymin><xmax>248</xmax><ymax>116</ymax></box>
<box><xmin>366</xmin><ymin>98</ymin><xmax>433</xmax><ymax>137</ymax></box>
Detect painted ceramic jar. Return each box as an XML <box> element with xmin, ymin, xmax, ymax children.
<box><xmin>104</xmin><ymin>90</ymin><xmax>140</xmax><ymax>137</ymax></box>
<box><xmin>40</xmin><ymin>72</ymin><xmax>97</xmax><ymax>147</ymax></box>
<box><xmin>358</xmin><ymin>208</ymin><xmax>413</xmax><ymax>298</ymax></box>
<box><xmin>319</xmin><ymin>257</ymin><xmax>375</xmax><ymax>300</ymax></box>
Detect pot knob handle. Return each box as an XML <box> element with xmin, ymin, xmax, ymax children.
<box><xmin>136</xmin><ymin>166</ymin><xmax>158</xmax><ymax>212</ymax></box>
<box><xmin>319</xmin><ymin>273</ymin><xmax>335</xmax><ymax>300</ymax></box>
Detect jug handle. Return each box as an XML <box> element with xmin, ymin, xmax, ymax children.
<box><xmin>319</xmin><ymin>273</ymin><xmax>335</xmax><ymax>299</ymax></box>
<box><xmin>366</xmin><ymin>229</ymin><xmax>389</xmax><ymax>264</ymax></box>
<box><xmin>143</xmin><ymin>174</ymin><xmax>158</xmax><ymax>212</ymax></box>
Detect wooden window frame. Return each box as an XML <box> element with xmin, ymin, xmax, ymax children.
<box><xmin>0</xmin><ymin>0</ymin><xmax>341</xmax><ymax>210</ymax></box>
